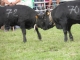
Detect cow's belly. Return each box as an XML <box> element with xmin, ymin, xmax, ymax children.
<box><xmin>25</xmin><ymin>21</ymin><xmax>34</xmax><ymax>29</ymax></box>
<box><xmin>56</xmin><ymin>24</ymin><xmax>63</xmax><ymax>29</ymax></box>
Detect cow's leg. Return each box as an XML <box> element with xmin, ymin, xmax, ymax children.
<box><xmin>60</xmin><ymin>17</ymin><xmax>68</xmax><ymax>42</ymax></box>
<box><xmin>36</xmin><ymin>27</ymin><xmax>42</xmax><ymax>40</ymax></box>
<box><xmin>21</xmin><ymin>28</ymin><xmax>26</xmax><ymax>42</ymax></box>
<box><xmin>68</xmin><ymin>30</ymin><xmax>73</xmax><ymax>41</ymax></box>
<box><xmin>34</xmin><ymin>24</ymin><xmax>42</xmax><ymax>40</ymax></box>
<box><xmin>4</xmin><ymin>20</ymin><xmax>10</xmax><ymax>31</ymax></box>
<box><xmin>20</xmin><ymin>23</ymin><xmax>27</xmax><ymax>42</ymax></box>
<box><xmin>61</xmin><ymin>19</ymin><xmax>68</xmax><ymax>42</ymax></box>
<box><xmin>4</xmin><ymin>24</ymin><xmax>10</xmax><ymax>31</ymax></box>
<box><xmin>67</xmin><ymin>25</ymin><xmax>73</xmax><ymax>41</ymax></box>
<box><xmin>63</xmin><ymin>27</ymin><xmax>68</xmax><ymax>42</ymax></box>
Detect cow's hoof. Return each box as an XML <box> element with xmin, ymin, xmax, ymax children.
<box><xmin>64</xmin><ymin>39</ymin><xmax>68</xmax><ymax>42</ymax></box>
<box><xmin>38</xmin><ymin>35</ymin><xmax>42</xmax><ymax>40</ymax></box>
<box><xmin>70</xmin><ymin>39</ymin><xmax>74</xmax><ymax>41</ymax></box>
<box><xmin>23</xmin><ymin>40</ymin><xmax>27</xmax><ymax>43</ymax></box>
<box><xmin>70</xmin><ymin>38</ymin><xmax>73</xmax><ymax>41</ymax></box>
<box><xmin>39</xmin><ymin>39</ymin><xmax>42</xmax><ymax>41</ymax></box>
<box><xmin>64</xmin><ymin>38</ymin><xmax>68</xmax><ymax>42</ymax></box>
<box><xmin>39</xmin><ymin>37</ymin><xmax>42</xmax><ymax>40</ymax></box>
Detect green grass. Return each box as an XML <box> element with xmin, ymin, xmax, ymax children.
<box><xmin>0</xmin><ymin>24</ymin><xmax>80</xmax><ymax>60</ymax></box>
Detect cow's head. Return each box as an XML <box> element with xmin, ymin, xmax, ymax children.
<box><xmin>35</xmin><ymin>10</ymin><xmax>54</xmax><ymax>30</ymax></box>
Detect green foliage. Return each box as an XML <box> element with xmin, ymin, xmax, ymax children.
<box><xmin>0</xmin><ymin>24</ymin><xmax>80</xmax><ymax>60</ymax></box>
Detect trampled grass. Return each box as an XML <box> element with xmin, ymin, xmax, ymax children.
<box><xmin>0</xmin><ymin>24</ymin><xmax>80</xmax><ymax>60</ymax></box>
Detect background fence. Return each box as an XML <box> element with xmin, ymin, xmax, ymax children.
<box><xmin>34</xmin><ymin>0</ymin><xmax>57</xmax><ymax>12</ymax></box>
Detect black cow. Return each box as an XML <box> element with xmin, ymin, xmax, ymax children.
<box><xmin>47</xmin><ymin>1</ymin><xmax>80</xmax><ymax>42</ymax></box>
<box><xmin>1</xmin><ymin>5</ymin><xmax>53</xmax><ymax>42</ymax></box>
<box><xmin>0</xmin><ymin>6</ymin><xmax>5</xmax><ymax>28</ymax></box>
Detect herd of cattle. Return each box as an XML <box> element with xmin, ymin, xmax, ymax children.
<box><xmin>0</xmin><ymin>1</ymin><xmax>80</xmax><ymax>42</ymax></box>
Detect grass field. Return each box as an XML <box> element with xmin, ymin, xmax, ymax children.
<box><xmin>0</xmin><ymin>24</ymin><xmax>80</xmax><ymax>60</ymax></box>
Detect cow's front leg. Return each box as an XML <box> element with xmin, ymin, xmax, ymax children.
<box><xmin>21</xmin><ymin>28</ymin><xmax>26</xmax><ymax>42</ymax></box>
<box><xmin>4</xmin><ymin>22</ymin><xmax>10</xmax><ymax>31</ymax></box>
<box><xmin>34</xmin><ymin>24</ymin><xmax>42</xmax><ymax>40</ymax></box>
<box><xmin>20</xmin><ymin>23</ymin><xmax>27</xmax><ymax>42</ymax></box>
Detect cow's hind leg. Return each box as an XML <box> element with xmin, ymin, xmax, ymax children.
<box><xmin>68</xmin><ymin>25</ymin><xmax>73</xmax><ymax>41</ymax></box>
<box><xmin>68</xmin><ymin>31</ymin><xmax>73</xmax><ymax>41</ymax></box>
<box><xmin>63</xmin><ymin>27</ymin><xmax>68</xmax><ymax>42</ymax></box>
<box><xmin>61</xmin><ymin>20</ymin><xmax>68</xmax><ymax>42</ymax></box>
<box><xmin>20</xmin><ymin>23</ymin><xmax>27</xmax><ymax>42</ymax></box>
<box><xmin>60</xmin><ymin>17</ymin><xmax>68</xmax><ymax>42</ymax></box>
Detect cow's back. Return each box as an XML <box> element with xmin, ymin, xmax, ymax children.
<box><xmin>51</xmin><ymin>1</ymin><xmax>80</xmax><ymax>29</ymax></box>
<box><xmin>5</xmin><ymin>5</ymin><xmax>38</xmax><ymax>28</ymax></box>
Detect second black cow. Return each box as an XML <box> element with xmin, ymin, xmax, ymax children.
<box><xmin>47</xmin><ymin>1</ymin><xmax>80</xmax><ymax>41</ymax></box>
